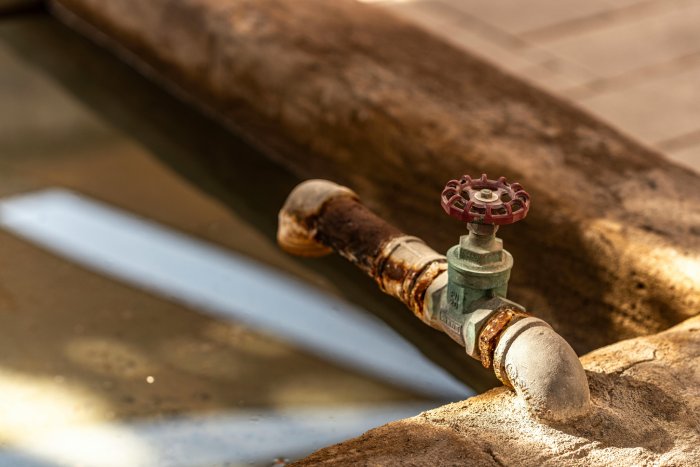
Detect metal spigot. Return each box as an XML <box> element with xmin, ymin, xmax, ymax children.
<box><xmin>277</xmin><ymin>177</ymin><xmax>590</xmax><ymax>422</ymax></box>
<box><xmin>440</xmin><ymin>174</ymin><xmax>530</xmax><ymax>302</ymax></box>
<box><xmin>436</xmin><ymin>174</ymin><xmax>532</xmax><ymax>370</ymax></box>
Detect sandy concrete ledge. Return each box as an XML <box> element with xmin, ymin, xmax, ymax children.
<box><xmin>297</xmin><ymin>315</ymin><xmax>700</xmax><ymax>466</ymax></box>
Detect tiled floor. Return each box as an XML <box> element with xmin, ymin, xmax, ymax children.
<box><xmin>365</xmin><ymin>0</ymin><xmax>700</xmax><ymax>172</ymax></box>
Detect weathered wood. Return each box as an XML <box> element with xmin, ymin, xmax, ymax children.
<box><xmin>49</xmin><ymin>0</ymin><xmax>700</xmax><ymax>356</ymax></box>
<box><xmin>297</xmin><ymin>315</ymin><xmax>700</xmax><ymax>466</ymax></box>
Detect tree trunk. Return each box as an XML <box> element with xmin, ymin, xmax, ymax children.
<box><xmin>49</xmin><ymin>0</ymin><xmax>700</xmax><ymax>356</ymax></box>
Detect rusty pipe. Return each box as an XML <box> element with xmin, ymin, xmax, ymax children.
<box><xmin>278</xmin><ymin>180</ymin><xmax>590</xmax><ymax>422</ymax></box>
<box><xmin>278</xmin><ymin>179</ymin><xmax>446</xmax><ymax>327</ymax></box>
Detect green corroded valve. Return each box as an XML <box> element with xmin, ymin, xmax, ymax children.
<box><xmin>438</xmin><ymin>174</ymin><xmax>531</xmax><ymax>365</ymax></box>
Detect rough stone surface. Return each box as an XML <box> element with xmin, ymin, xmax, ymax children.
<box><xmin>297</xmin><ymin>315</ymin><xmax>700</xmax><ymax>466</ymax></box>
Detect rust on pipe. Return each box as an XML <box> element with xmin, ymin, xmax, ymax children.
<box><xmin>371</xmin><ymin>235</ymin><xmax>446</xmax><ymax>327</ymax></box>
<box><xmin>477</xmin><ymin>308</ymin><xmax>531</xmax><ymax>379</ymax></box>
<box><xmin>278</xmin><ymin>180</ymin><xmax>446</xmax><ymax>325</ymax></box>
<box><xmin>316</xmin><ymin>196</ymin><xmax>403</xmax><ymax>273</ymax></box>
<box><xmin>277</xmin><ymin>179</ymin><xmax>358</xmax><ymax>258</ymax></box>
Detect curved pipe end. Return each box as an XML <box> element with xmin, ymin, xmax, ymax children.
<box><xmin>277</xmin><ymin>179</ymin><xmax>358</xmax><ymax>257</ymax></box>
<box><xmin>494</xmin><ymin>318</ymin><xmax>591</xmax><ymax>423</ymax></box>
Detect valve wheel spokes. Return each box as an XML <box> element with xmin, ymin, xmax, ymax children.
<box><xmin>440</xmin><ymin>173</ymin><xmax>530</xmax><ymax>225</ymax></box>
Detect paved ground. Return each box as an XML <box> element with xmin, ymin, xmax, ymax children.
<box><xmin>366</xmin><ymin>0</ymin><xmax>700</xmax><ymax>172</ymax></box>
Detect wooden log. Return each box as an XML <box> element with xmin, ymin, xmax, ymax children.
<box><xmin>49</xmin><ymin>0</ymin><xmax>700</xmax><ymax>355</ymax></box>
<box><xmin>296</xmin><ymin>315</ymin><xmax>700</xmax><ymax>466</ymax></box>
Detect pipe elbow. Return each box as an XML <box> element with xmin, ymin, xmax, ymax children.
<box><xmin>493</xmin><ymin>318</ymin><xmax>591</xmax><ymax>423</ymax></box>
<box><xmin>277</xmin><ymin>179</ymin><xmax>358</xmax><ymax>257</ymax></box>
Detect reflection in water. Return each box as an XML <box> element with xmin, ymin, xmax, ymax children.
<box><xmin>2</xmin><ymin>403</ymin><xmax>434</xmax><ymax>466</ymax></box>
<box><xmin>0</xmin><ymin>188</ymin><xmax>468</xmax><ymax>399</ymax></box>
<box><xmin>0</xmin><ymin>188</ymin><xmax>471</xmax><ymax>465</ymax></box>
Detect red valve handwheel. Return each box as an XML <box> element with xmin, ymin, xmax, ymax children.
<box><xmin>441</xmin><ymin>174</ymin><xmax>530</xmax><ymax>225</ymax></box>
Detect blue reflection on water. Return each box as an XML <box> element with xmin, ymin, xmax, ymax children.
<box><xmin>0</xmin><ymin>188</ymin><xmax>472</xmax><ymax>465</ymax></box>
<box><xmin>0</xmin><ymin>188</ymin><xmax>469</xmax><ymax>400</ymax></box>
